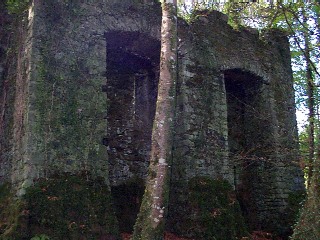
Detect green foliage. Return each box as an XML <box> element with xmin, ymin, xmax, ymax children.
<box><xmin>30</xmin><ymin>234</ymin><xmax>50</xmax><ymax>240</ymax></box>
<box><xmin>179</xmin><ymin>177</ymin><xmax>248</xmax><ymax>240</ymax></box>
<box><xmin>6</xmin><ymin>0</ymin><xmax>30</xmax><ymax>14</ymax></box>
<box><xmin>291</xmin><ymin>190</ymin><xmax>320</xmax><ymax>240</ymax></box>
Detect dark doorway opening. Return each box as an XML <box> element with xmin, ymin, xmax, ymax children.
<box><xmin>224</xmin><ymin>68</ymin><xmax>266</xmax><ymax>230</ymax></box>
<box><xmin>104</xmin><ymin>31</ymin><xmax>160</xmax><ymax>233</ymax></box>
<box><xmin>225</xmin><ymin>69</ymin><xmax>264</xmax><ymax>159</ymax></box>
<box><xmin>111</xmin><ymin>178</ymin><xmax>145</xmax><ymax>233</ymax></box>
<box><xmin>104</xmin><ymin>31</ymin><xmax>160</xmax><ymax>184</ymax></box>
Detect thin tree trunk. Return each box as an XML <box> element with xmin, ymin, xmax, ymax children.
<box><xmin>292</xmin><ymin>6</ymin><xmax>320</xmax><ymax>239</ymax></box>
<box><xmin>315</xmin><ymin>109</ymin><xmax>320</xmax><ymax>188</ymax></box>
<box><xmin>292</xmin><ymin>98</ymin><xmax>320</xmax><ymax>240</ymax></box>
<box><xmin>132</xmin><ymin>1</ymin><xmax>177</xmax><ymax>239</ymax></box>
<box><xmin>303</xmin><ymin>12</ymin><xmax>315</xmax><ymax>188</ymax></box>
<box><xmin>282</xmin><ymin>6</ymin><xmax>316</xmax><ymax>188</ymax></box>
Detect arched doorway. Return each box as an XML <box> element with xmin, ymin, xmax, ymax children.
<box><xmin>224</xmin><ymin>68</ymin><xmax>269</xmax><ymax>230</ymax></box>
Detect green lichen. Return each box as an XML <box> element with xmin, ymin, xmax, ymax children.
<box><xmin>132</xmin><ymin>172</ymin><xmax>171</xmax><ymax>240</ymax></box>
<box><xmin>32</xmin><ymin>45</ymin><xmax>107</xmax><ymax>173</ymax></box>
<box><xmin>132</xmin><ymin>188</ymin><xmax>153</xmax><ymax>240</ymax></box>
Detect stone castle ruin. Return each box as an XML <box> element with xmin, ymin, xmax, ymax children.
<box><xmin>0</xmin><ymin>0</ymin><xmax>305</xmax><ymax>238</ymax></box>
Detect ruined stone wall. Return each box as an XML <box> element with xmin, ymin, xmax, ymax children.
<box><xmin>0</xmin><ymin>0</ymin><xmax>304</xmax><ymax>237</ymax></box>
<box><xmin>171</xmin><ymin>11</ymin><xmax>304</xmax><ymax>235</ymax></box>
<box><xmin>3</xmin><ymin>0</ymin><xmax>162</xmax><ymax>192</ymax></box>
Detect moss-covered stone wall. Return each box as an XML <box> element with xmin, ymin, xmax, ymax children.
<box><xmin>0</xmin><ymin>1</ymin><xmax>304</xmax><ymax>238</ymax></box>
<box><xmin>171</xmin><ymin>10</ymin><xmax>305</xmax><ymax>236</ymax></box>
<box><xmin>2</xmin><ymin>0</ymin><xmax>161</xmax><ymax>193</ymax></box>
<box><xmin>0</xmin><ymin>173</ymin><xmax>119</xmax><ymax>240</ymax></box>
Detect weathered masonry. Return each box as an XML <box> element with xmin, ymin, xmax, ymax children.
<box><xmin>0</xmin><ymin>0</ymin><xmax>304</xmax><ymax>238</ymax></box>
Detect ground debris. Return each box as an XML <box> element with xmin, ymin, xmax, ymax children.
<box><xmin>120</xmin><ymin>232</ymin><xmax>193</xmax><ymax>240</ymax></box>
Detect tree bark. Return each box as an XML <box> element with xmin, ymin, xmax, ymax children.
<box><xmin>303</xmin><ymin>12</ymin><xmax>315</xmax><ymax>188</ymax></box>
<box><xmin>292</xmin><ymin>6</ymin><xmax>320</xmax><ymax>240</ymax></box>
<box><xmin>132</xmin><ymin>1</ymin><xmax>177</xmax><ymax>239</ymax></box>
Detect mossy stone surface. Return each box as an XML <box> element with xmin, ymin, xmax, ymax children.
<box><xmin>177</xmin><ymin>176</ymin><xmax>248</xmax><ymax>240</ymax></box>
<box><xmin>0</xmin><ymin>183</ymin><xmax>28</xmax><ymax>239</ymax></box>
<box><xmin>0</xmin><ymin>173</ymin><xmax>119</xmax><ymax>240</ymax></box>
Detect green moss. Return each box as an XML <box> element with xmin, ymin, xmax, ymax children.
<box><xmin>132</xmin><ymin>188</ymin><xmax>153</xmax><ymax>240</ymax></box>
<box><xmin>179</xmin><ymin>176</ymin><xmax>248</xmax><ymax>240</ymax></box>
<box><xmin>133</xmin><ymin>170</ymin><xmax>171</xmax><ymax>240</ymax></box>
<box><xmin>0</xmin><ymin>183</ymin><xmax>28</xmax><ymax>239</ymax></box>
<box><xmin>0</xmin><ymin>173</ymin><xmax>119</xmax><ymax>240</ymax></box>
<box><xmin>0</xmin><ymin>183</ymin><xmax>13</xmax><ymax>234</ymax></box>
<box><xmin>32</xmin><ymin>45</ymin><xmax>107</xmax><ymax>171</ymax></box>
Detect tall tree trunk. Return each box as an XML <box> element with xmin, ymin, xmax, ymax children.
<box><xmin>292</xmin><ymin>6</ymin><xmax>320</xmax><ymax>240</ymax></box>
<box><xmin>303</xmin><ymin>12</ymin><xmax>315</xmax><ymax>188</ymax></box>
<box><xmin>292</xmin><ymin>107</ymin><xmax>320</xmax><ymax>240</ymax></box>
<box><xmin>132</xmin><ymin>1</ymin><xmax>177</xmax><ymax>239</ymax></box>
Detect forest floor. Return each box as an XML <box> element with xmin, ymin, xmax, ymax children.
<box><xmin>120</xmin><ymin>230</ymin><xmax>278</xmax><ymax>240</ymax></box>
<box><xmin>120</xmin><ymin>232</ymin><xmax>192</xmax><ymax>240</ymax></box>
